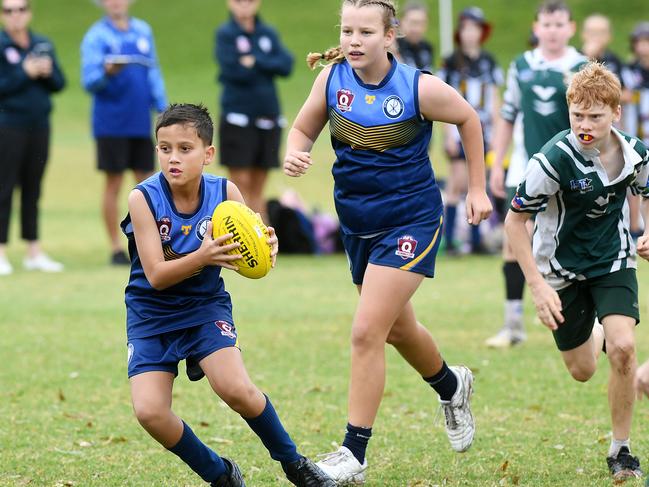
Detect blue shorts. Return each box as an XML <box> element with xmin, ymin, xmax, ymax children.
<box><xmin>127</xmin><ymin>320</ymin><xmax>239</xmax><ymax>378</ymax></box>
<box><xmin>342</xmin><ymin>217</ymin><xmax>443</xmax><ymax>285</ymax></box>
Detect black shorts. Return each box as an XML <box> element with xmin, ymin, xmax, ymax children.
<box><xmin>219</xmin><ymin>119</ymin><xmax>281</xmax><ymax>169</ymax></box>
<box><xmin>552</xmin><ymin>268</ymin><xmax>639</xmax><ymax>351</ymax></box>
<box><xmin>96</xmin><ymin>137</ymin><xmax>155</xmax><ymax>173</ymax></box>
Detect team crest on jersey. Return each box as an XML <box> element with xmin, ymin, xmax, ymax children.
<box><xmin>383</xmin><ymin>95</ymin><xmax>404</xmax><ymax>119</ymax></box>
<box><xmin>181</xmin><ymin>225</ymin><xmax>192</xmax><ymax>236</ymax></box>
<box><xmin>4</xmin><ymin>47</ymin><xmax>20</xmax><ymax>64</ymax></box>
<box><xmin>511</xmin><ymin>193</ymin><xmax>524</xmax><ymax>210</ymax></box>
<box><xmin>365</xmin><ymin>94</ymin><xmax>376</xmax><ymax>105</ymax></box>
<box><xmin>570</xmin><ymin>178</ymin><xmax>594</xmax><ymax>193</ymax></box>
<box><xmin>519</xmin><ymin>69</ymin><xmax>533</xmax><ymax>82</ymax></box>
<box><xmin>157</xmin><ymin>217</ymin><xmax>172</xmax><ymax>242</ymax></box>
<box><xmin>196</xmin><ymin>216</ymin><xmax>212</xmax><ymax>240</ymax></box>
<box><xmin>215</xmin><ymin>321</ymin><xmax>237</xmax><ymax>339</ymax></box>
<box><xmin>336</xmin><ymin>89</ymin><xmax>355</xmax><ymax>112</ymax></box>
<box><xmin>396</xmin><ymin>235</ymin><xmax>418</xmax><ymax>260</ymax></box>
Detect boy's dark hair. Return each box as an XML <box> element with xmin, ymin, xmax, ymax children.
<box><xmin>155</xmin><ymin>103</ymin><xmax>213</xmax><ymax>146</ymax></box>
<box><xmin>535</xmin><ymin>1</ymin><xmax>572</xmax><ymax>21</ymax></box>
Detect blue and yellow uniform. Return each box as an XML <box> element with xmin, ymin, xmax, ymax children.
<box><xmin>326</xmin><ymin>54</ymin><xmax>443</xmax><ymax>284</ymax></box>
<box><xmin>121</xmin><ymin>172</ymin><xmax>237</xmax><ymax>377</ymax></box>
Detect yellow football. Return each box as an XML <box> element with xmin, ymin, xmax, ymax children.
<box><xmin>211</xmin><ymin>200</ymin><xmax>272</xmax><ymax>279</ymax></box>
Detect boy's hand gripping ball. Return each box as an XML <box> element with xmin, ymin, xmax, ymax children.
<box><xmin>211</xmin><ymin>201</ymin><xmax>272</xmax><ymax>279</ymax></box>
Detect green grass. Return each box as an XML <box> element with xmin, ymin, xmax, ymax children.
<box><xmin>3</xmin><ymin>1</ymin><xmax>649</xmax><ymax>485</ymax></box>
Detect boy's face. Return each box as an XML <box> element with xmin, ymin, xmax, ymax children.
<box><xmin>581</xmin><ymin>16</ymin><xmax>611</xmax><ymax>54</ymax></box>
<box><xmin>634</xmin><ymin>38</ymin><xmax>649</xmax><ymax>59</ymax></box>
<box><xmin>156</xmin><ymin>124</ymin><xmax>215</xmax><ymax>187</ymax></box>
<box><xmin>228</xmin><ymin>0</ymin><xmax>259</xmax><ymax>21</ymax></box>
<box><xmin>1</xmin><ymin>0</ymin><xmax>31</xmax><ymax>32</ymax></box>
<box><xmin>101</xmin><ymin>0</ymin><xmax>129</xmax><ymax>18</ymax></box>
<box><xmin>534</xmin><ymin>10</ymin><xmax>575</xmax><ymax>53</ymax></box>
<box><xmin>401</xmin><ymin>9</ymin><xmax>428</xmax><ymax>43</ymax></box>
<box><xmin>569</xmin><ymin>102</ymin><xmax>620</xmax><ymax>150</ymax></box>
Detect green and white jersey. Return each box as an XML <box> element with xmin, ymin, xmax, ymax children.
<box><xmin>503</xmin><ymin>47</ymin><xmax>586</xmax><ymax>188</ymax></box>
<box><xmin>511</xmin><ymin>128</ymin><xmax>649</xmax><ymax>290</ymax></box>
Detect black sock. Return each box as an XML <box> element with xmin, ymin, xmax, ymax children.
<box><xmin>504</xmin><ymin>262</ymin><xmax>525</xmax><ymax>300</ymax></box>
<box><xmin>423</xmin><ymin>361</ymin><xmax>458</xmax><ymax>401</ymax></box>
<box><xmin>342</xmin><ymin>423</ymin><xmax>372</xmax><ymax>465</ymax></box>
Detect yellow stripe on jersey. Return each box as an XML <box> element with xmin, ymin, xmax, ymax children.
<box><xmin>329</xmin><ymin>108</ymin><xmax>421</xmax><ymax>152</ymax></box>
<box><xmin>163</xmin><ymin>245</ymin><xmax>203</xmax><ymax>277</ymax></box>
<box><xmin>399</xmin><ymin>216</ymin><xmax>443</xmax><ymax>271</ymax></box>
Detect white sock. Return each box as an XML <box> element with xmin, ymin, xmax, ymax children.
<box><xmin>608</xmin><ymin>438</ymin><xmax>630</xmax><ymax>457</ymax></box>
<box><xmin>505</xmin><ymin>300</ymin><xmax>523</xmax><ymax>331</ymax></box>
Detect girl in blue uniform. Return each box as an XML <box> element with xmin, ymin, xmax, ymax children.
<box><xmin>122</xmin><ymin>104</ymin><xmax>334</xmax><ymax>487</ymax></box>
<box><xmin>284</xmin><ymin>1</ymin><xmax>492</xmax><ymax>483</ymax></box>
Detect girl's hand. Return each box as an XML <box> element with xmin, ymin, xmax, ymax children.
<box><xmin>284</xmin><ymin>150</ymin><xmax>312</xmax><ymax>177</ymax></box>
<box><xmin>267</xmin><ymin>226</ymin><xmax>279</xmax><ymax>267</ymax></box>
<box><xmin>465</xmin><ymin>189</ymin><xmax>493</xmax><ymax>225</ymax></box>
<box><xmin>199</xmin><ymin>221</ymin><xmax>242</xmax><ymax>270</ymax></box>
<box><xmin>529</xmin><ymin>279</ymin><xmax>564</xmax><ymax>330</ymax></box>
<box><xmin>636</xmin><ymin>235</ymin><xmax>649</xmax><ymax>261</ymax></box>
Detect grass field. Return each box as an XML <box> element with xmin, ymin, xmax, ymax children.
<box><xmin>3</xmin><ymin>1</ymin><xmax>649</xmax><ymax>486</ymax></box>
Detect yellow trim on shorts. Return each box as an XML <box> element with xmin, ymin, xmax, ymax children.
<box><xmin>400</xmin><ymin>216</ymin><xmax>443</xmax><ymax>271</ymax></box>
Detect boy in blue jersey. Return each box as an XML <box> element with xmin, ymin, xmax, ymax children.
<box><xmin>121</xmin><ymin>104</ymin><xmax>334</xmax><ymax>487</ymax></box>
<box><xmin>284</xmin><ymin>0</ymin><xmax>492</xmax><ymax>483</ymax></box>
<box><xmin>82</xmin><ymin>0</ymin><xmax>167</xmax><ymax>266</ymax></box>
<box><xmin>505</xmin><ymin>63</ymin><xmax>648</xmax><ymax>480</ymax></box>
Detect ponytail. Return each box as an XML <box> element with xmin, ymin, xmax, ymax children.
<box><xmin>306</xmin><ymin>46</ymin><xmax>346</xmax><ymax>70</ymax></box>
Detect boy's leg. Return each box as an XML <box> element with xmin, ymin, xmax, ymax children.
<box><xmin>130</xmin><ymin>371</ymin><xmax>228</xmax><ymax>482</ymax></box>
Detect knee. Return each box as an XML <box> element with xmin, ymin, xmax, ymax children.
<box><xmin>567</xmin><ymin>362</ymin><xmax>596</xmax><ymax>382</ymax></box>
<box><xmin>217</xmin><ymin>380</ymin><xmax>259</xmax><ymax>413</ymax></box>
<box><xmin>351</xmin><ymin>321</ymin><xmax>384</xmax><ymax>351</ymax></box>
<box><xmin>132</xmin><ymin>400</ymin><xmax>170</xmax><ymax>428</ymax></box>
<box><xmin>607</xmin><ymin>338</ymin><xmax>636</xmax><ymax>368</ymax></box>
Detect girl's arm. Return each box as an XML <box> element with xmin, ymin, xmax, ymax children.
<box><xmin>129</xmin><ymin>189</ymin><xmax>241</xmax><ymax>291</ymax></box>
<box><xmin>418</xmin><ymin>73</ymin><xmax>492</xmax><ymax>224</ymax></box>
<box><xmin>283</xmin><ymin>66</ymin><xmax>331</xmax><ymax>177</ymax></box>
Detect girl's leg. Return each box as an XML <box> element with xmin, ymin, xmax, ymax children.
<box><xmin>130</xmin><ymin>371</ymin><xmax>228</xmax><ymax>482</ymax></box>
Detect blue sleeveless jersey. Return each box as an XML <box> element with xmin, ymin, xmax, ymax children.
<box><xmin>326</xmin><ymin>55</ymin><xmax>442</xmax><ymax>235</ymax></box>
<box><xmin>121</xmin><ymin>172</ymin><xmax>233</xmax><ymax>340</ymax></box>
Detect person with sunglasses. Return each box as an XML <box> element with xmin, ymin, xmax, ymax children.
<box><xmin>0</xmin><ymin>0</ymin><xmax>65</xmax><ymax>275</ymax></box>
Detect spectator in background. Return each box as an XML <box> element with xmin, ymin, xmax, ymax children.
<box><xmin>581</xmin><ymin>14</ymin><xmax>624</xmax><ymax>82</ymax></box>
<box><xmin>81</xmin><ymin>0</ymin><xmax>167</xmax><ymax>266</ymax></box>
<box><xmin>438</xmin><ymin>7</ymin><xmax>503</xmax><ymax>256</ymax></box>
<box><xmin>216</xmin><ymin>0</ymin><xmax>293</xmax><ymax>221</ymax></box>
<box><xmin>0</xmin><ymin>0</ymin><xmax>65</xmax><ymax>275</ymax></box>
<box><xmin>395</xmin><ymin>0</ymin><xmax>433</xmax><ymax>71</ymax></box>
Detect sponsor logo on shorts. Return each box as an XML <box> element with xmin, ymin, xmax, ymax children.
<box><xmin>196</xmin><ymin>216</ymin><xmax>211</xmax><ymax>240</ymax></box>
<box><xmin>157</xmin><ymin>217</ymin><xmax>172</xmax><ymax>242</ymax></box>
<box><xmin>396</xmin><ymin>235</ymin><xmax>418</xmax><ymax>260</ymax></box>
<box><xmin>127</xmin><ymin>343</ymin><xmax>134</xmax><ymax>364</ymax></box>
<box><xmin>336</xmin><ymin>89</ymin><xmax>355</xmax><ymax>112</ymax></box>
<box><xmin>383</xmin><ymin>95</ymin><xmax>404</xmax><ymax>119</ymax></box>
<box><xmin>215</xmin><ymin>321</ymin><xmax>237</xmax><ymax>340</ymax></box>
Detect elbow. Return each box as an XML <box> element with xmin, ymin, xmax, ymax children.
<box><xmin>146</xmin><ymin>272</ymin><xmax>169</xmax><ymax>291</ymax></box>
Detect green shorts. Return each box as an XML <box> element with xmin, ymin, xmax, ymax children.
<box><xmin>552</xmin><ymin>268</ymin><xmax>639</xmax><ymax>352</ymax></box>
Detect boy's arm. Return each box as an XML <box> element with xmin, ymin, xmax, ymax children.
<box><xmin>129</xmin><ymin>189</ymin><xmax>241</xmax><ymax>290</ymax></box>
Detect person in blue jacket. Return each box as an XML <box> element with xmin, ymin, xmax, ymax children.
<box><xmin>215</xmin><ymin>0</ymin><xmax>293</xmax><ymax>220</ymax></box>
<box><xmin>0</xmin><ymin>0</ymin><xmax>65</xmax><ymax>276</ymax></box>
<box><xmin>81</xmin><ymin>0</ymin><xmax>167</xmax><ymax>266</ymax></box>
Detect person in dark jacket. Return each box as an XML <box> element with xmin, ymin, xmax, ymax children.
<box><xmin>215</xmin><ymin>0</ymin><xmax>294</xmax><ymax>220</ymax></box>
<box><xmin>395</xmin><ymin>1</ymin><xmax>434</xmax><ymax>71</ymax></box>
<box><xmin>0</xmin><ymin>0</ymin><xmax>65</xmax><ymax>275</ymax></box>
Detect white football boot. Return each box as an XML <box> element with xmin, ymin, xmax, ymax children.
<box><xmin>484</xmin><ymin>326</ymin><xmax>526</xmax><ymax>348</ymax></box>
<box><xmin>0</xmin><ymin>255</ymin><xmax>12</xmax><ymax>275</ymax></box>
<box><xmin>316</xmin><ymin>446</ymin><xmax>367</xmax><ymax>484</ymax></box>
<box><xmin>23</xmin><ymin>253</ymin><xmax>63</xmax><ymax>272</ymax></box>
<box><xmin>439</xmin><ymin>365</ymin><xmax>475</xmax><ymax>453</ymax></box>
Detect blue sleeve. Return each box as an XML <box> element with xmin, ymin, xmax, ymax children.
<box><xmin>144</xmin><ymin>27</ymin><xmax>167</xmax><ymax>112</ymax></box>
<box><xmin>254</xmin><ymin>29</ymin><xmax>294</xmax><ymax>77</ymax></box>
<box><xmin>42</xmin><ymin>42</ymin><xmax>66</xmax><ymax>93</ymax></box>
<box><xmin>80</xmin><ymin>24</ymin><xmax>110</xmax><ymax>93</ymax></box>
<box><xmin>215</xmin><ymin>27</ymin><xmax>256</xmax><ymax>84</ymax></box>
<box><xmin>0</xmin><ymin>52</ymin><xmax>30</xmax><ymax>96</ymax></box>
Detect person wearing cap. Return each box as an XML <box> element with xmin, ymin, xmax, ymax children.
<box><xmin>81</xmin><ymin>0</ymin><xmax>167</xmax><ymax>266</ymax></box>
<box><xmin>486</xmin><ymin>1</ymin><xmax>586</xmax><ymax>349</ymax></box>
<box><xmin>0</xmin><ymin>0</ymin><xmax>65</xmax><ymax>275</ymax></box>
<box><xmin>438</xmin><ymin>6</ymin><xmax>503</xmax><ymax>256</ymax></box>
<box><xmin>394</xmin><ymin>0</ymin><xmax>433</xmax><ymax>71</ymax></box>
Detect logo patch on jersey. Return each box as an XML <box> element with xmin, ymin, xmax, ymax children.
<box><xmin>127</xmin><ymin>343</ymin><xmax>134</xmax><ymax>364</ymax></box>
<box><xmin>236</xmin><ymin>35</ymin><xmax>251</xmax><ymax>53</ymax></box>
<box><xmin>157</xmin><ymin>217</ymin><xmax>172</xmax><ymax>242</ymax></box>
<box><xmin>569</xmin><ymin>178</ymin><xmax>593</xmax><ymax>193</ymax></box>
<box><xmin>519</xmin><ymin>69</ymin><xmax>533</xmax><ymax>82</ymax></box>
<box><xmin>196</xmin><ymin>216</ymin><xmax>212</xmax><ymax>241</ymax></box>
<box><xmin>215</xmin><ymin>321</ymin><xmax>237</xmax><ymax>340</ymax></box>
<box><xmin>181</xmin><ymin>225</ymin><xmax>192</xmax><ymax>236</ymax></box>
<box><xmin>511</xmin><ymin>194</ymin><xmax>524</xmax><ymax>209</ymax></box>
<box><xmin>137</xmin><ymin>37</ymin><xmax>151</xmax><ymax>55</ymax></box>
<box><xmin>258</xmin><ymin>35</ymin><xmax>272</xmax><ymax>53</ymax></box>
<box><xmin>365</xmin><ymin>94</ymin><xmax>376</xmax><ymax>105</ymax></box>
<box><xmin>336</xmin><ymin>89</ymin><xmax>355</xmax><ymax>112</ymax></box>
<box><xmin>396</xmin><ymin>235</ymin><xmax>418</xmax><ymax>260</ymax></box>
<box><xmin>4</xmin><ymin>47</ymin><xmax>20</xmax><ymax>64</ymax></box>
<box><xmin>383</xmin><ymin>95</ymin><xmax>405</xmax><ymax>119</ymax></box>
